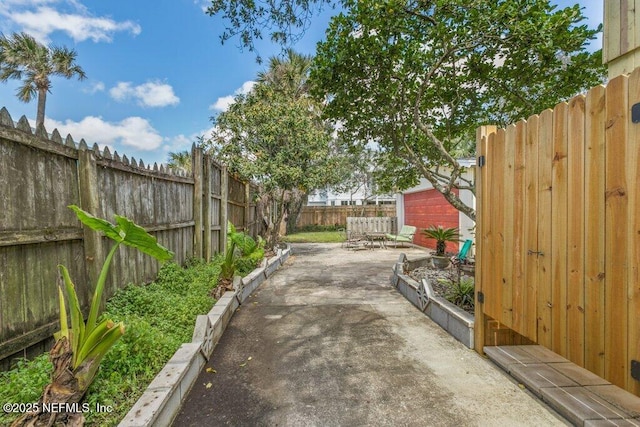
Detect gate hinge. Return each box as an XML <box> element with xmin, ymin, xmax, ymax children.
<box><xmin>477</xmin><ymin>291</ymin><xmax>485</xmax><ymax>304</ymax></box>
<box><xmin>477</xmin><ymin>155</ymin><xmax>486</xmax><ymax>168</ymax></box>
<box><xmin>632</xmin><ymin>360</ymin><xmax>640</xmax><ymax>381</ymax></box>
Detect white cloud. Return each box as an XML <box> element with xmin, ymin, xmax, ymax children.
<box><xmin>210</xmin><ymin>81</ymin><xmax>256</xmax><ymax>112</ymax></box>
<box><xmin>46</xmin><ymin>115</ymin><xmax>163</xmax><ymax>151</ymax></box>
<box><xmin>110</xmin><ymin>80</ymin><xmax>180</xmax><ymax>108</ymax></box>
<box><xmin>163</xmin><ymin>125</ymin><xmax>217</xmax><ymax>154</ymax></box>
<box><xmin>82</xmin><ymin>81</ymin><xmax>105</xmax><ymax>94</ymax></box>
<box><xmin>0</xmin><ymin>1</ymin><xmax>140</xmax><ymax>43</ymax></box>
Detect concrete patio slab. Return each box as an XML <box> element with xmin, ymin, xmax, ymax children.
<box><xmin>172</xmin><ymin>243</ymin><xmax>567</xmax><ymax>426</ymax></box>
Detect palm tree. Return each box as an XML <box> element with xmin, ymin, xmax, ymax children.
<box><xmin>167</xmin><ymin>150</ymin><xmax>192</xmax><ymax>174</ymax></box>
<box><xmin>256</xmin><ymin>48</ymin><xmax>312</xmax><ymax>99</ymax></box>
<box><xmin>255</xmin><ymin>49</ymin><xmax>315</xmax><ymax>238</ymax></box>
<box><xmin>0</xmin><ymin>32</ymin><xmax>86</xmax><ymax>129</ymax></box>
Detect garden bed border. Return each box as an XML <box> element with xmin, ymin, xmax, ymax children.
<box><xmin>118</xmin><ymin>244</ymin><xmax>291</xmax><ymax>427</ymax></box>
<box><xmin>390</xmin><ymin>253</ymin><xmax>474</xmax><ymax>349</ymax></box>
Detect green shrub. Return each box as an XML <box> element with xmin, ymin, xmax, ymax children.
<box><xmin>441</xmin><ymin>276</ymin><xmax>475</xmax><ymax>310</ymax></box>
<box><xmin>0</xmin><ymin>259</ymin><xmax>221</xmax><ymax>426</ymax></box>
<box><xmin>0</xmin><ymin>355</ymin><xmax>51</xmax><ymax>425</ymax></box>
<box><xmin>296</xmin><ymin>224</ymin><xmax>343</xmax><ymax>232</ymax></box>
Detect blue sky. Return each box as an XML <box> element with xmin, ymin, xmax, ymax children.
<box><xmin>0</xmin><ymin>1</ymin><xmax>603</xmax><ymax>166</ymax></box>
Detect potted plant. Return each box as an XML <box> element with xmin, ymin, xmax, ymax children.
<box><xmin>422</xmin><ymin>225</ymin><xmax>460</xmax><ymax>269</ymax></box>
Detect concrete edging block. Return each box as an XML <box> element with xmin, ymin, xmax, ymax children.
<box><xmin>119</xmin><ymin>245</ymin><xmax>290</xmax><ymax>426</ymax></box>
<box><xmin>391</xmin><ymin>267</ymin><xmax>474</xmax><ymax>349</ymax></box>
<box><xmin>119</xmin><ymin>343</ymin><xmax>204</xmax><ymax>427</ymax></box>
<box><xmin>265</xmin><ymin>258</ymin><xmax>280</xmax><ymax>276</ymax></box>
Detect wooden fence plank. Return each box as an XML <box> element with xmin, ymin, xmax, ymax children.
<box><xmin>551</xmin><ymin>102</ymin><xmax>569</xmax><ymax>356</ymax></box>
<box><xmin>474</xmin><ymin>125</ymin><xmax>495</xmax><ymax>353</ymax></box>
<box><xmin>523</xmin><ymin>114</ymin><xmax>539</xmax><ymax>341</ymax></box>
<box><xmin>486</xmin><ymin>129</ymin><xmax>505</xmax><ymax>321</ymax></box>
<box><xmin>511</xmin><ymin>121</ymin><xmax>526</xmax><ymax>334</ymax></box>
<box><xmin>192</xmin><ymin>147</ymin><xmax>203</xmax><ymax>259</ymax></box>
<box><xmin>566</xmin><ymin>94</ymin><xmax>586</xmax><ymax>366</ymax></box>
<box><xmin>537</xmin><ymin>109</ymin><xmax>554</xmax><ymax>349</ymax></box>
<box><xmin>627</xmin><ymin>67</ymin><xmax>640</xmax><ymax>395</ymax></box>
<box><xmin>482</xmin><ymin>131</ymin><xmax>497</xmax><ymax>323</ymax></box>
<box><xmin>203</xmin><ymin>158</ymin><xmax>212</xmax><ymax>261</ymax></box>
<box><xmin>584</xmin><ymin>84</ymin><xmax>607</xmax><ymax>378</ymax></box>
<box><xmin>604</xmin><ymin>74</ymin><xmax>629</xmax><ymax>388</ymax></box>
<box><xmin>502</xmin><ymin>124</ymin><xmax>516</xmax><ymax>328</ymax></box>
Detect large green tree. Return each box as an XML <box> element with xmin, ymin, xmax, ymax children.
<box><xmin>0</xmin><ymin>32</ymin><xmax>86</xmax><ymax>129</ymax></box>
<box><xmin>207</xmin><ymin>0</ymin><xmax>606</xmax><ymax>221</ymax></box>
<box><xmin>208</xmin><ymin>52</ymin><xmax>346</xmax><ymax>246</ymax></box>
<box><xmin>310</xmin><ymin>0</ymin><xmax>605</xmax><ymax>221</ymax></box>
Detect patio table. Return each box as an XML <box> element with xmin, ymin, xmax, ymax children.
<box><xmin>365</xmin><ymin>232</ymin><xmax>387</xmax><ymax>249</ymax></box>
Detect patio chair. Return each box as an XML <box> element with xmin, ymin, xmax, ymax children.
<box><xmin>342</xmin><ymin>228</ymin><xmax>365</xmax><ymax>250</ymax></box>
<box><xmin>451</xmin><ymin>239</ymin><xmax>473</xmax><ymax>266</ymax></box>
<box><xmin>385</xmin><ymin>225</ymin><xmax>416</xmax><ymax>248</ymax></box>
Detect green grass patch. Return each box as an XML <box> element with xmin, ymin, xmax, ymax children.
<box><xmin>0</xmin><ymin>259</ymin><xmax>221</xmax><ymax>427</ymax></box>
<box><xmin>282</xmin><ymin>230</ymin><xmax>345</xmax><ymax>243</ymax></box>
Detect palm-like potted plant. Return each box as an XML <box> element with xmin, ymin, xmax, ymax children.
<box><xmin>422</xmin><ymin>225</ymin><xmax>460</xmax><ymax>269</ymax></box>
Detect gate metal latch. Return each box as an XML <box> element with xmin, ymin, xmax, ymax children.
<box><xmin>527</xmin><ymin>250</ymin><xmax>544</xmax><ymax>257</ymax></box>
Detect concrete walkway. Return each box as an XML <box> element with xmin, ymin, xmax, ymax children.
<box><xmin>173</xmin><ymin>243</ymin><xmax>568</xmax><ymax>426</ymax></box>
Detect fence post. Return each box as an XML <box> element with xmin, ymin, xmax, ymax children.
<box><xmin>203</xmin><ymin>155</ymin><xmax>212</xmax><ymax>261</ymax></box>
<box><xmin>192</xmin><ymin>145</ymin><xmax>203</xmax><ymax>259</ymax></box>
<box><xmin>220</xmin><ymin>165</ymin><xmax>229</xmax><ymax>254</ymax></box>
<box><xmin>244</xmin><ymin>182</ymin><xmax>251</xmax><ymax>233</ymax></box>
<box><xmin>78</xmin><ymin>148</ymin><xmax>104</xmax><ymax>307</ymax></box>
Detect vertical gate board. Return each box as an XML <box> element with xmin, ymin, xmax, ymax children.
<box><xmin>523</xmin><ymin>114</ymin><xmax>540</xmax><ymax>341</ymax></box>
<box><xmin>537</xmin><ymin>109</ymin><xmax>555</xmax><ymax>349</ymax></box>
<box><xmin>627</xmin><ymin>68</ymin><xmax>640</xmax><ymax>395</ymax></box>
<box><xmin>567</xmin><ymin>95</ymin><xmax>586</xmax><ymax>366</ymax></box>
<box><xmin>481</xmin><ymin>131</ymin><xmax>495</xmax><ymax>321</ymax></box>
<box><xmin>584</xmin><ymin>85</ymin><xmax>606</xmax><ymax>378</ymax></box>
<box><xmin>502</xmin><ymin>125</ymin><xmax>516</xmax><ymax>328</ymax></box>
<box><xmin>511</xmin><ymin>121</ymin><xmax>526</xmax><ymax>333</ymax></box>
<box><xmin>551</xmin><ymin>102</ymin><xmax>569</xmax><ymax>356</ymax></box>
<box><xmin>474</xmin><ymin>126</ymin><xmax>495</xmax><ymax>353</ymax></box>
<box><xmin>604</xmin><ymin>74</ymin><xmax>629</xmax><ymax>388</ymax></box>
<box><xmin>486</xmin><ymin>129</ymin><xmax>505</xmax><ymax>321</ymax></box>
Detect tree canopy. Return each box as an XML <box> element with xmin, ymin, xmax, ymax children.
<box><xmin>309</xmin><ymin>0</ymin><xmax>605</xmax><ymax>220</ymax></box>
<box><xmin>207</xmin><ymin>0</ymin><xmax>606</xmax><ymax>220</ymax></box>
<box><xmin>207</xmin><ymin>50</ymin><xmax>349</xmax><ymax>244</ymax></box>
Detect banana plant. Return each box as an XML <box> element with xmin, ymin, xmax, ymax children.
<box><xmin>13</xmin><ymin>205</ymin><xmax>173</xmax><ymax>427</ymax></box>
<box><xmin>220</xmin><ymin>221</ymin><xmax>264</xmax><ymax>281</ymax></box>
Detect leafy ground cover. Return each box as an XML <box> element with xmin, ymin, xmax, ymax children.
<box><xmin>0</xmin><ymin>259</ymin><xmax>221</xmax><ymax>426</ymax></box>
<box><xmin>282</xmin><ymin>230</ymin><xmax>345</xmax><ymax>243</ymax></box>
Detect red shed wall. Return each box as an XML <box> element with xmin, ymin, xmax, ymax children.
<box><xmin>404</xmin><ymin>188</ymin><xmax>460</xmax><ymax>252</ymax></box>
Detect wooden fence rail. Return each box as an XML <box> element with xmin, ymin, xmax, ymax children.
<box><xmin>475</xmin><ymin>69</ymin><xmax>640</xmax><ymax>396</ymax></box>
<box><xmin>297</xmin><ymin>205</ymin><xmax>396</xmax><ymax>228</ymax></box>
<box><xmin>0</xmin><ymin>107</ymin><xmax>259</xmax><ymax>369</ymax></box>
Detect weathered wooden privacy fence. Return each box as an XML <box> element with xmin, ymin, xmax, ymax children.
<box><xmin>0</xmin><ymin>107</ymin><xmax>259</xmax><ymax>368</ymax></box>
<box><xmin>475</xmin><ymin>70</ymin><xmax>640</xmax><ymax>396</ymax></box>
<box><xmin>346</xmin><ymin>216</ymin><xmax>397</xmax><ymax>234</ymax></box>
<box><xmin>297</xmin><ymin>205</ymin><xmax>396</xmax><ymax>228</ymax></box>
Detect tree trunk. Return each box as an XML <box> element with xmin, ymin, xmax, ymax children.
<box><xmin>268</xmin><ymin>190</ymin><xmax>287</xmax><ymax>249</ymax></box>
<box><xmin>285</xmin><ymin>190</ymin><xmax>307</xmax><ymax>234</ymax></box>
<box><xmin>12</xmin><ymin>338</ymin><xmax>86</xmax><ymax>427</ymax></box>
<box><xmin>36</xmin><ymin>89</ymin><xmax>47</xmax><ymax>131</ymax></box>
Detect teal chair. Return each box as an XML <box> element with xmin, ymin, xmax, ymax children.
<box><xmin>385</xmin><ymin>225</ymin><xmax>416</xmax><ymax>248</ymax></box>
<box><xmin>452</xmin><ymin>239</ymin><xmax>473</xmax><ymax>265</ymax></box>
